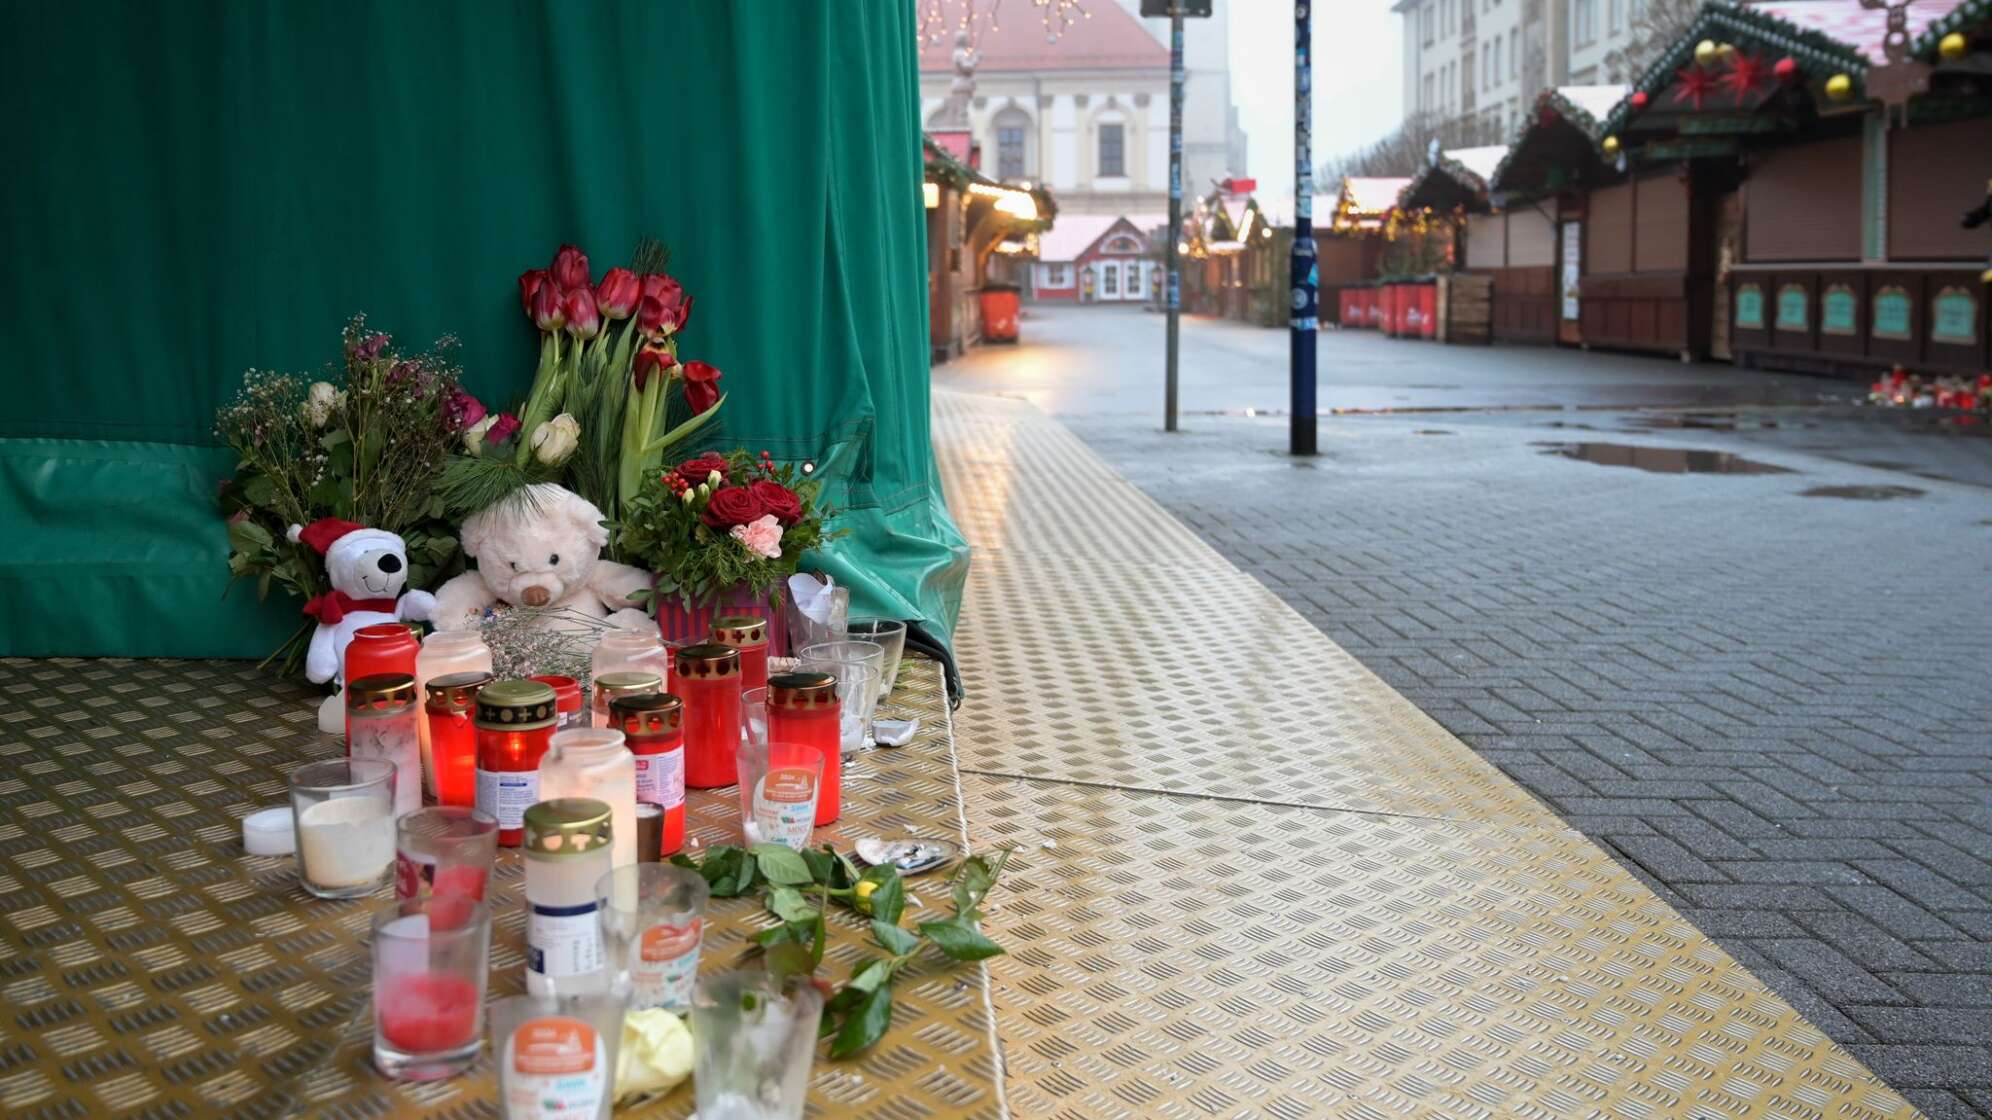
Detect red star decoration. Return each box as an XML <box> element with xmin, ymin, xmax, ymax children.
<box><xmin>1671</xmin><ymin>63</ymin><xmax>1720</xmax><ymax>110</ymax></box>
<box><xmin>1721</xmin><ymin>49</ymin><xmax>1773</xmax><ymax>105</ymax></box>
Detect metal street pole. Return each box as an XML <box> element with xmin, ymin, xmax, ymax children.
<box><xmin>1164</xmin><ymin>3</ymin><xmax>1184</xmax><ymax>433</ymax></box>
<box><xmin>1290</xmin><ymin>0</ymin><xmax>1318</xmax><ymax>456</ymax></box>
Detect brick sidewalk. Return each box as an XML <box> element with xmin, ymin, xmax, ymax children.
<box><xmin>1068</xmin><ymin>410</ymin><xmax>1992</xmax><ymax>1119</ymax></box>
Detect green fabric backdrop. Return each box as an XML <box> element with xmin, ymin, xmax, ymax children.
<box><xmin>1</xmin><ymin>0</ymin><xmax>967</xmax><ymax>658</ymax></box>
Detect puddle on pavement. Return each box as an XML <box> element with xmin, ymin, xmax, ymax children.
<box><xmin>1414</xmin><ymin>429</ymin><xmax>1453</xmax><ymax>436</ymax></box>
<box><xmin>1534</xmin><ymin>442</ymin><xmax>1794</xmax><ymax>475</ymax></box>
<box><xmin>1800</xmin><ymin>484</ymin><xmax>1925</xmax><ymax>501</ymax></box>
<box><xmin>1623</xmin><ymin>411</ymin><xmax>1812</xmax><ymax>432</ymax></box>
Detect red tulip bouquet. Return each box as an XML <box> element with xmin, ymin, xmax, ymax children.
<box><xmin>617</xmin><ymin>450</ymin><xmax>834</xmax><ymax>610</ymax></box>
<box><xmin>441</xmin><ymin>239</ymin><xmax>725</xmax><ymax>518</ymax></box>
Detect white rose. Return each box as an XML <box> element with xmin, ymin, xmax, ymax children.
<box><xmin>463</xmin><ymin>414</ymin><xmax>498</xmax><ymax>454</ymax></box>
<box><xmin>530</xmin><ymin>412</ymin><xmax>581</xmax><ymax>466</ymax></box>
<box><xmin>302</xmin><ymin>382</ymin><xmax>339</xmax><ymax>428</ymax></box>
<box><xmin>615</xmin><ymin>1008</ymin><xmax>692</xmax><ymax>1104</ymax></box>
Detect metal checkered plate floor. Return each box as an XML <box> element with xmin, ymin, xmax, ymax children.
<box><xmin>934</xmin><ymin>387</ymin><xmax>1922</xmax><ymax>1120</ymax></box>
<box><xmin>0</xmin><ymin>658</ymin><xmax>1002</xmax><ymax>1119</ymax></box>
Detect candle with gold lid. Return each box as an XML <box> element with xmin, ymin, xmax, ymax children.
<box><xmin>348</xmin><ymin>673</ymin><xmax>422</xmax><ymax>817</ymax></box>
<box><xmin>612</xmin><ymin>693</ymin><xmax>686</xmax><ymax>857</ymax></box>
<box><xmin>712</xmin><ymin>614</ymin><xmax>770</xmax><ymax>692</ymax></box>
<box><xmin>768</xmin><ymin>672</ymin><xmax>842</xmax><ymax>826</ymax></box>
<box><xmin>676</xmin><ymin>644</ymin><xmax>742</xmax><ymax>789</ymax></box>
<box><xmin>474</xmin><ymin>679</ymin><xmax>558</xmax><ymax>847</ymax></box>
<box><xmin>590</xmin><ymin>670</ymin><xmax>662</xmax><ymax>728</ymax></box>
<box><xmin>523</xmin><ymin>797</ymin><xmax>613</xmax><ymax>997</ymax></box>
<box><xmin>424</xmin><ymin>671</ymin><xmax>492</xmax><ymax>808</ymax></box>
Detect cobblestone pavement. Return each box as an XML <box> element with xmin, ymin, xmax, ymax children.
<box><xmin>938</xmin><ymin>306</ymin><xmax>1992</xmax><ymax>1118</ymax></box>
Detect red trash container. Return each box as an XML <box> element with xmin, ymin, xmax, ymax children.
<box><xmin>1379</xmin><ymin>284</ymin><xmax>1402</xmax><ymax>336</ymax></box>
<box><xmin>978</xmin><ymin>286</ymin><xmax>1021</xmax><ymax>343</ymax></box>
<box><xmin>1416</xmin><ymin>282</ymin><xmax>1438</xmax><ymax>339</ymax></box>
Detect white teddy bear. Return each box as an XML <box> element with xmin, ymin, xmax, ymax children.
<box><xmin>431</xmin><ymin>484</ymin><xmax>652</xmax><ymax>633</ymax></box>
<box><xmin>287</xmin><ymin>518</ymin><xmax>438</xmax><ymax>732</ymax></box>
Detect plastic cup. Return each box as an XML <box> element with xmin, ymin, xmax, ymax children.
<box><xmin>595</xmin><ymin>864</ymin><xmax>710</xmax><ymax>1013</ymax></box>
<box><xmin>395</xmin><ymin>806</ymin><xmax>498</xmax><ymax>902</ymax></box>
<box><xmin>797</xmin><ymin>658</ymin><xmax>880</xmax><ymax>756</ymax></box>
<box><xmin>735</xmin><ymin>740</ymin><xmax>824</xmax><ymax>851</ymax></box>
<box><xmin>290</xmin><ymin>758</ymin><xmax>396</xmax><ymax>899</ymax></box>
<box><xmin>371</xmin><ymin>896</ymin><xmax>490</xmax><ymax>1081</ymax></box>
<box><xmin>691</xmin><ymin>971</ymin><xmax>825</xmax><ymax>1120</ymax></box>
<box><xmin>493</xmin><ymin>991</ymin><xmax>625</xmax><ymax>1119</ymax></box>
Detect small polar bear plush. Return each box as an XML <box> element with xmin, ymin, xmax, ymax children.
<box><xmin>286</xmin><ymin>517</ymin><xmax>438</xmax><ymax>732</ymax></box>
<box><xmin>431</xmin><ymin>484</ymin><xmax>652</xmax><ymax>632</ymax></box>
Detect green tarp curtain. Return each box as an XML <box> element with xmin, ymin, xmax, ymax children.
<box><xmin>1</xmin><ymin>0</ymin><xmax>967</xmax><ymax>658</ymax></box>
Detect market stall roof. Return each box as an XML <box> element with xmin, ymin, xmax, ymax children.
<box><xmin>1490</xmin><ymin>85</ymin><xmax>1629</xmax><ymax>197</ymax></box>
<box><xmin>1755</xmin><ymin>0</ymin><xmax>1962</xmax><ymax>63</ymax></box>
<box><xmin>1329</xmin><ymin>176</ymin><xmax>1412</xmax><ymax>234</ymax></box>
<box><xmin>1914</xmin><ymin>0</ymin><xmax>1989</xmax><ymax>58</ymax></box>
<box><xmin>924</xmin><ymin>134</ymin><xmax>1057</xmax><ymax>230</ymax></box>
<box><xmin>1035</xmin><ymin>213</ymin><xmax>1161</xmax><ymax>262</ymax></box>
<box><xmin>916</xmin><ymin>0</ymin><xmax>1168</xmax><ymax>72</ymax></box>
<box><xmin>1398</xmin><ymin>144</ymin><xmax>1509</xmax><ymax>212</ymax></box>
<box><xmin>1597</xmin><ymin>0</ymin><xmax>1933</xmax><ymax>138</ymax></box>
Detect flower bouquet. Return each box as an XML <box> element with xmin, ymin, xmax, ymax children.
<box><xmin>617</xmin><ymin>451</ymin><xmax>834</xmax><ymax>642</ymax></box>
<box><xmin>439</xmin><ymin>240</ymin><xmax>725</xmax><ymax>521</ymax></box>
<box><xmin>216</xmin><ymin>319</ymin><xmax>469</xmax><ymax>671</ymax></box>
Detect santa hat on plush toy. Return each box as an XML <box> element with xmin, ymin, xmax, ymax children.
<box><xmin>287</xmin><ymin>518</ymin><xmax>401</xmax><ymax>569</ymax></box>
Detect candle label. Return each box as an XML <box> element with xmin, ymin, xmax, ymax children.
<box><xmin>503</xmin><ymin>1016</ymin><xmax>604</xmax><ymax>1119</ymax></box>
<box><xmin>527</xmin><ymin>900</ymin><xmax>603</xmax><ymax>982</ymax></box>
<box><xmin>633</xmin><ymin>748</ymin><xmax>685</xmax><ymax>810</ymax></box>
<box><xmin>753</xmin><ymin>768</ymin><xmax>817</xmax><ymax>850</ymax></box>
<box><xmin>476</xmin><ymin>768</ymin><xmax>540</xmax><ymax>832</ymax></box>
<box><xmin>555</xmin><ymin>708</ymin><xmax>585</xmax><ymax>731</ymax></box>
<box><xmin>631</xmin><ymin>918</ymin><xmax>702</xmax><ymax>1012</ymax></box>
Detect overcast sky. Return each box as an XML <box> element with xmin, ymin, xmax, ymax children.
<box><xmin>1228</xmin><ymin>0</ymin><xmax>1402</xmax><ymax>191</ymax></box>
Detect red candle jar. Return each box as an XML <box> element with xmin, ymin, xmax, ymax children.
<box><xmin>769</xmin><ymin>672</ymin><xmax>842</xmax><ymax>825</ymax></box>
<box><xmin>424</xmin><ymin>671</ymin><xmax>493</xmax><ymax>808</ymax></box>
<box><xmin>611</xmin><ymin>693</ymin><xmax>686</xmax><ymax>857</ymax></box>
<box><xmin>675</xmin><ymin>644</ymin><xmax>741</xmax><ymax>789</ymax></box>
<box><xmin>712</xmin><ymin>615</ymin><xmax>770</xmax><ymax>693</ymax></box>
<box><xmin>345</xmin><ymin>622</ymin><xmax>420</xmax><ymax>736</ymax></box>
<box><xmin>473</xmin><ymin>679</ymin><xmax>558</xmax><ymax>847</ymax></box>
<box><xmin>530</xmin><ymin>675</ymin><xmax>585</xmax><ymax>731</ymax></box>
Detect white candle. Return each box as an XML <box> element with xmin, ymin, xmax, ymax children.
<box><xmin>298</xmin><ymin>796</ymin><xmax>394</xmax><ymax>889</ymax></box>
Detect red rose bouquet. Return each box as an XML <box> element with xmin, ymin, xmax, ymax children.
<box><xmin>617</xmin><ymin>450</ymin><xmax>835</xmax><ymax>609</ymax></box>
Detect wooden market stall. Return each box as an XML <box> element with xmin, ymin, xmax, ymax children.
<box><xmin>1326</xmin><ymin>177</ymin><xmax>1408</xmax><ymax>329</ymax></box>
<box><xmin>1397</xmin><ymin>145</ymin><xmax>1508</xmax><ymax>344</ymax></box>
<box><xmin>1486</xmin><ymin>88</ymin><xmax>1631</xmax><ymax>349</ymax></box>
<box><xmin>1595</xmin><ymin>0</ymin><xmax>1991</xmax><ymax>379</ymax></box>
<box><xmin>925</xmin><ymin>136</ymin><xmax>1056</xmax><ymax>361</ymax></box>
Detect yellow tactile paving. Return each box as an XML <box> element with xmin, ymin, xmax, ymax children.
<box><xmin>934</xmin><ymin>386</ymin><xmax>1922</xmax><ymax>1120</ymax></box>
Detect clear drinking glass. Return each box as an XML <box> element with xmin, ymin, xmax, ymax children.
<box><xmin>846</xmin><ymin>619</ymin><xmax>907</xmax><ymax>699</ymax></box>
<box><xmin>372</xmin><ymin>895</ymin><xmax>491</xmax><ymax>1081</ymax></box>
<box><xmin>798</xmin><ymin>658</ymin><xmax>880</xmax><ymax>756</ymax></box>
<box><xmin>290</xmin><ymin>758</ymin><xmax>397</xmax><ymax>899</ymax></box>
<box><xmin>595</xmin><ymin>864</ymin><xmax>710</xmax><ymax>1013</ymax></box>
<box><xmin>395</xmin><ymin>806</ymin><xmax>498</xmax><ymax>902</ymax></box>
<box><xmin>492</xmin><ymin>991</ymin><xmax>626</xmax><ymax>1120</ymax></box>
<box><xmin>784</xmin><ymin>583</ymin><xmax>849</xmax><ymax>651</ymax></box>
<box><xmin>691</xmin><ymin>971</ymin><xmax>825</xmax><ymax>1120</ymax></box>
<box><xmin>735</xmin><ymin>740</ymin><xmax>824</xmax><ymax>851</ymax></box>
<box><xmin>741</xmin><ymin>686</ymin><xmax>769</xmax><ymax>754</ymax></box>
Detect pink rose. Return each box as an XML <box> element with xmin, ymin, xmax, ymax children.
<box><xmin>729</xmin><ymin>514</ymin><xmax>784</xmax><ymax>560</ymax></box>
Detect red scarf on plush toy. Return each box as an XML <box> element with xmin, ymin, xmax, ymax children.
<box><xmin>302</xmin><ymin>591</ymin><xmax>397</xmax><ymax>624</ymax></box>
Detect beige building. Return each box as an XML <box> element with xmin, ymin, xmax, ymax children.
<box><xmin>917</xmin><ymin>0</ymin><xmax>1247</xmax><ymax>217</ymax></box>
<box><xmin>1394</xmin><ymin>0</ymin><xmax>1641</xmax><ymax>139</ymax></box>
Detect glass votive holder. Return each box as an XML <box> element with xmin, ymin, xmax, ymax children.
<box><xmin>372</xmin><ymin>895</ymin><xmax>491</xmax><ymax>1081</ymax></box>
<box><xmin>846</xmin><ymin>619</ymin><xmax>907</xmax><ymax>699</ymax></box>
<box><xmin>595</xmin><ymin>864</ymin><xmax>710</xmax><ymax>1013</ymax></box>
<box><xmin>736</xmin><ymin>740</ymin><xmax>823</xmax><ymax>851</ymax></box>
<box><xmin>691</xmin><ymin>970</ymin><xmax>825</xmax><ymax>1120</ymax></box>
<box><xmin>396</xmin><ymin>806</ymin><xmax>499</xmax><ymax>902</ymax></box>
<box><xmin>493</xmin><ymin>991</ymin><xmax>627</xmax><ymax>1120</ymax></box>
<box><xmin>290</xmin><ymin>758</ymin><xmax>397</xmax><ymax>899</ymax></box>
